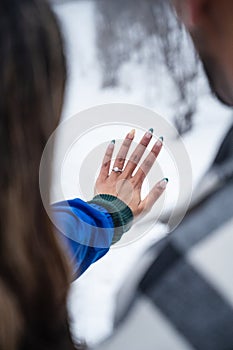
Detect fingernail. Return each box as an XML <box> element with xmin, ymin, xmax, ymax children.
<box><xmin>109</xmin><ymin>140</ymin><xmax>115</xmax><ymax>148</ymax></box>
<box><xmin>145</xmin><ymin>128</ymin><xmax>154</xmax><ymax>139</ymax></box>
<box><xmin>159</xmin><ymin>178</ymin><xmax>169</xmax><ymax>189</ymax></box>
<box><xmin>128</xmin><ymin>129</ymin><xmax>135</xmax><ymax>140</ymax></box>
<box><xmin>156</xmin><ymin>136</ymin><xmax>164</xmax><ymax>147</ymax></box>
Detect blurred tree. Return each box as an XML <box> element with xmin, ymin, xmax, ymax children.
<box><xmin>149</xmin><ymin>0</ymin><xmax>199</xmax><ymax>133</ymax></box>
<box><xmin>95</xmin><ymin>0</ymin><xmax>200</xmax><ymax>134</ymax></box>
<box><xmin>96</xmin><ymin>0</ymin><xmax>151</xmax><ymax>87</ymax></box>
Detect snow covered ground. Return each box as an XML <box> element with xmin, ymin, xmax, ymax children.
<box><xmin>53</xmin><ymin>1</ymin><xmax>233</xmax><ymax>346</ymax></box>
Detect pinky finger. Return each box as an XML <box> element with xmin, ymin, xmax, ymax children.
<box><xmin>98</xmin><ymin>140</ymin><xmax>115</xmax><ymax>180</ymax></box>
<box><xmin>141</xmin><ymin>178</ymin><xmax>168</xmax><ymax>213</ymax></box>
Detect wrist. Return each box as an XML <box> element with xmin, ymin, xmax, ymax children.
<box><xmin>88</xmin><ymin>194</ymin><xmax>134</xmax><ymax>244</ymax></box>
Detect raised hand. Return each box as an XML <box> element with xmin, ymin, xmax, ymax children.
<box><xmin>95</xmin><ymin>129</ymin><xmax>168</xmax><ymax>219</ymax></box>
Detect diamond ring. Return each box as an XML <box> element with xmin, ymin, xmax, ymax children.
<box><xmin>112</xmin><ymin>166</ymin><xmax>123</xmax><ymax>173</ymax></box>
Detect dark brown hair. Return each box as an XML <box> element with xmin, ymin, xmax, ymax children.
<box><xmin>0</xmin><ymin>0</ymin><xmax>84</xmax><ymax>349</ymax></box>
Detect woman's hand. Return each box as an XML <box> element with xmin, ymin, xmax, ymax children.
<box><xmin>95</xmin><ymin>129</ymin><xmax>168</xmax><ymax>219</ymax></box>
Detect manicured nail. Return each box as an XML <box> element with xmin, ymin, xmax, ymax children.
<box><xmin>145</xmin><ymin>128</ymin><xmax>154</xmax><ymax>139</ymax></box>
<box><xmin>109</xmin><ymin>140</ymin><xmax>115</xmax><ymax>149</ymax></box>
<box><xmin>156</xmin><ymin>136</ymin><xmax>164</xmax><ymax>147</ymax></box>
<box><xmin>159</xmin><ymin>178</ymin><xmax>169</xmax><ymax>189</ymax></box>
<box><xmin>128</xmin><ymin>129</ymin><xmax>136</xmax><ymax>140</ymax></box>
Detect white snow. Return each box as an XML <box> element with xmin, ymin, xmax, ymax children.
<box><xmin>53</xmin><ymin>1</ymin><xmax>233</xmax><ymax>346</ymax></box>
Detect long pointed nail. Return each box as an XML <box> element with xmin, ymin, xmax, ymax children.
<box><xmin>109</xmin><ymin>140</ymin><xmax>115</xmax><ymax>149</ymax></box>
<box><xmin>159</xmin><ymin>178</ymin><xmax>169</xmax><ymax>189</ymax></box>
<box><xmin>145</xmin><ymin>128</ymin><xmax>154</xmax><ymax>139</ymax></box>
<box><xmin>128</xmin><ymin>129</ymin><xmax>136</xmax><ymax>140</ymax></box>
<box><xmin>156</xmin><ymin>136</ymin><xmax>164</xmax><ymax>147</ymax></box>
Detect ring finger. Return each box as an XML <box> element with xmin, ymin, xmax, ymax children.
<box><xmin>111</xmin><ymin>129</ymin><xmax>135</xmax><ymax>176</ymax></box>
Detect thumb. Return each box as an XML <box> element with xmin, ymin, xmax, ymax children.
<box><xmin>140</xmin><ymin>178</ymin><xmax>168</xmax><ymax>214</ymax></box>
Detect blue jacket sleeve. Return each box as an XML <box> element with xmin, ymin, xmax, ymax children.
<box><xmin>51</xmin><ymin>198</ymin><xmax>114</xmax><ymax>278</ymax></box>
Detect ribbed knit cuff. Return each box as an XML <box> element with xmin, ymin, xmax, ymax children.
<box><xmin>88</xmin><ymin>194</ymin><xmax>134</xmax><ymax>245</ymax></box>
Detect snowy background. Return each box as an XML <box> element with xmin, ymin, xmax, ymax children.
<box><xmin>52</xmin><ymin>0</ymin><xmax>233</xmax><ymax>346</ymax></box>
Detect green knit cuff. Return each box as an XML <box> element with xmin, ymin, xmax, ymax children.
<box><xmin>88</xmin><ymin>194</ymin><xmax>134</xmax><ymax>245</ymax></box>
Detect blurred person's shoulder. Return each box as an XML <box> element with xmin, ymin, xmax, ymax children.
<box><xmin>95</xmin><ymin>124</ymin><xmax>233</xmax><ymax>350</ymax></box>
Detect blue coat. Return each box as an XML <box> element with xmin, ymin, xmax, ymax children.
<box><xmin>52</xmin><ymin>198</ymin><xmax>114</xmax><ymax>278</ymax></box>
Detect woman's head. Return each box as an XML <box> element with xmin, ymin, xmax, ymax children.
<box><xmin>0</xmin><ymin>0</ymin><xmax>79</xmax><ymax>349</ymax></box>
